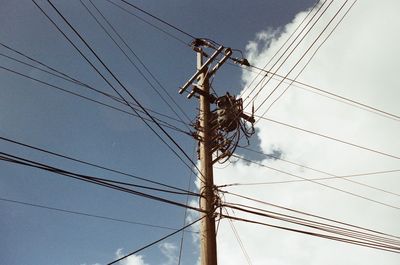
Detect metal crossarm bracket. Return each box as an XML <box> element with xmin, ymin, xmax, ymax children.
<box><xmin>178</xmin><ymin>45</ymin><xmax>224</xmax><ymax>94</ymax></box>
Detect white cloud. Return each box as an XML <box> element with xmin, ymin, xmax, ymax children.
<box><xmin>159</xmin><ymin>242</ymin><xmax>178</xmax><ymax>265</ymax></box>
<box><xmin>213</xmin><ymin>0</ymin><xmax>400</xmax><ymax>264</ymax></box>
<box><xmin>115</xmin><ymin>248</ymin><xmax>149</xmax><ymax>265</ymax></box>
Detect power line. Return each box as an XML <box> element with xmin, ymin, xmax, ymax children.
<box><xmin>224</xmin><ymin>208</ymin><xmax>253</xmax><ymax>265</ymax></box>
<box><xmin>254</xmin><ymin>0</ymin><xmax>350</xmax><ymax>117</ymax></box>
<box><xmin>177</xmin><ymin>145</ymin><xmax>197</xmax><ymax>265</ymax></box>
<box><xmin>232</xmin><ymin>146</ymin><xmax>400</xmax><ymax>198</ymax></box>
<box><xmin>241</xmin><ymin>0</ymin><xmax>330</xmax><ymax>105</ymax></box>
<box><xmin>0</xmin><ymin>152</ymin><xmax>204</xmax><ymax>212</ymax></box>
<box><xmin>33</xmin><ymin>0</ymin><xmax>205</xmax><ymax>184</ymax></box>
<box><xmin>223</xmin><ymin>203</ymin><xmax>400</xmax><ymax>247</ymax></box>
<box><xmin>222</xmin><ymin>214</ymin><xmax>400</xmax><ymax>254</ymax></box>
<box><xmin>0</xmin><ymin>64</ymin><xmax>190</xmax><ymax>135</ymax></box>
<box><xmin>105</xmin><ymin>0</ymin><xmax>189</xmax><ymax>46</ymax></box>
<box><xmin>230</xmin><ymin>61</ymin><xmax>400</xmax><ymax>122</ymax></box>
<box><xmin>244</xmin><ymin>0</ymin><xmax>334</xmax><ymax>109</ymax></box>
<box><xmin>0</xmin><ymin>136</ymin><xmax>194</xmax><ymax>194</ymax></box>
<box><xmin>106</xmin><ymin>216</ymin><xmax>204</xmax><ymax>265</ymax></box>
<box><xmin>223</xmin><ymin>172</ymin><xmax>400</xmax><ymax>194</ymax></box>
<box><xmin>82</xmin><ymin>0</ymin><xmax>192</xmax><ymax>127</ymax></box>
<box><xmin>255</xmin><ymin>116</ymin><xmax>400</xmax><ymax>161</ymax></box>
<box><xmin>0</xmin><ymin>45</ymin><xmax>190</xmax><ymax>126</ymax></box>
<box><xmin>264</xmin><ymin>0</ymin><xmax>358</xmax><ymax>114</ymax></box>
<box><xmin>231</xmin><ymin>155</ymin><xmax>400</xmax><ymax>210</ymax></box>
<box><xmin>118</xmin><ymin>0</ymin><xmax>197</xmax><ymax>40</ymax></box>
<box><xmin>239</xmin><ymin>0</ymin><xmax>322</xmax><ymax>101</ymax></box>
<box><xmin>0</xmin><ymin>197</ymin><xmax>198</xmax><ymax>233</ymax></box>
<box><xmin>221</xmin><ymin>191</ymin><xmax>400</xmax><ymax>241</ymax></box>
<box><xmin>44</xmin><ymin>0</ymin><xmax>201</xmax><ymax>180</ymax></box>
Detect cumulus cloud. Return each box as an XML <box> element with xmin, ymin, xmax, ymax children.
<box><xmin>159</xmin><ymin>242</ymin><xmax>178</xmax><ymax>265</ymax></box>
<box><xmin>213</xmin><ymin>0</ymin><xmax>400</xmax><ymax>264</ymax></box>
<box><xmin>115</xmin><ymin>248</ymin><xmax>149</xmax><ymax>265</ymax></box>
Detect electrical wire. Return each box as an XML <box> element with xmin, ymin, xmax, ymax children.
<box><xmin>221</xmin><ymin>214</ymin><xmax>400</xmax><ymax>254</ymax></box>
<box><xmin>0</xmin><ymin>197</ymin><xmax>198</xmax><ymax>233</ymax></box>
<box><xmin>255</xmin><ymin>116</ymin><xmax>400</xmax><ymax>161</ymax></box>
<box><xmin>106</xmin><ymin>216</ymin><xmax>204</xmax><ymax>265</ymax></box>
<box><xmin>221</xmin><ymin>191</ymin><xmax>400</xmax><ymax>240</ymax></box>
<box><xmin>231</xmin><ymin>146</ymin><xmax>400</xmax><ymax>197</ymax></box>
<box><xmin>105</xmin><ymin>0</ymin><xmax>189</xmax><ymax>46</ymax></box>
<box><xmin>0</xmin><ymin>43</ymin><xmax>188</xmax><ymax>126</ymax></box>
<box><xmin>177</xmin><ymin>145</ymin><xmax>197</xmax><ymax>265</ymax></box>
<box><xmin>253</xmin><ymin>0</ymin><xmax>351</xmax><ymax>117</ymax></box>
<box><xmin>44</xmin><ymin>0</ymin><xmax>202</xmax><ymax>181</ymax></box>
<box><xmin>231</xmin><ymin>155</ymin><xmax>400</xmax><ymax>210</ymax></box>
<box><xmin>223</xmin><ymin>202</ymin><xmax>400</xmax><ymax>246</ymax></box>
<box><xmin>33</xmin><ymin>0</ymin><xmax>205</xmax><ymax>184</ymax></box>
<box><xmin>241</xmin><ymin>0</ymin><xmax>329</xmax><ymax>103</ymax></box>
<box><xmin>264</xmin><ymin>0</ymin><xmax>358</xmax><ymax>114</ymax></box>
<box><xmin>243</xmin><ymin>0</ymin><xmax>334</xmax><ymax>109</ymax></box>
<box><xmin>230</xmin><ymin>61</ymin><xmax>400</xmax><ymax>122</ymax></box>
<box><xmin>224</xmin><ymin>208</ymin><xmax>253</xmax><ymax>265</ymax></box>
<box><xmin>0</xmin><ymin>64</ymin><xmax>190</xmax><ymax>135</ymax></box>
<box><xmin>0</xmin><ymin>136</ymin><xmax>194</xmax><ymax>194</ymax></box>
<box><xmin>82</xmin><ymin>0</ymin><xmax>192</xmax><ymax>127</ymax></box>
<box><xmin>0</xmin><ymin>152</ymin><xmax>204</xmax><ymax>212</ymax></box>
<box><xmin>119</xmin><ymin>0</ymin><xmax>197</xmax><ymax>40</ymax></box>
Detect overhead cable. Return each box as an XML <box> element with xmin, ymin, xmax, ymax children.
<box><xmin>106</xmin><ymin>216</ymin><xmax>204</xmax><ymax>265</ymax></box>
<box><xmin>264</xmin><ymin>0</ymin><xmax>358</xmax><ymax>114</ymax></box>
<box><xmin>222</xmin><ymin>191</ymin><xmax>400</xmax><ymax>241</ymax></box>
<box><xmin>231</xmin><ymin>155</ymin><xmax>400</xmax><ymax>210</ymax></box>
<box><xmin>0</xmin><ymin>65</ymin><xmax>190</xmax><ymax>135</ymax></box>
<box><xmin>82</xmin><ymin>0</ymin><xmax>192</xmax><ymax>127</ymax></box>
<box><xmin>255</xmin><ymin>116</ymin><xmax>400</xmax><ymax>161</ymax></box>
<box><xmin>253</xmin><ymin>0</ymin><xmax>350</xmax><ymax>116</ymax></box>
<box><xmin>0</xmin><ymin>136</ymin><xmax>193</xmax><ymax>194</ymax></box>
<box><xmin>0</xmin><ymin>197</ymin><xmax>198</xmax><ymax>233</ymax></box>
<box><xmin>33</xmin><ymin>0</ymin><xmax>205</xmax><ymax>184</ymax></box>
<box><xmin>0</xmin><ymin>152</ymin><xmax>204</xmax><ymax>212</ymax></box>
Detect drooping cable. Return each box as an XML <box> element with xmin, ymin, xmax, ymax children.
<box><xmin>223</xmin><ymin>202</ymin><xmax>400</xmax><ymax>247</ymax></box>
<box><xmin>118</xmin><ymin>0</ymin><xmax>197</xmax><ymax>40</ymax></box>
<box><xmin>33</xmin><ymin>0</ymin><xmax>205</xmax><ymax>184</ymax></box>
<box><xmin>0</xmin><ymin>43</ymin><xmax>188</xmax><ymax>126</ymax></box>
<box><xmin>229</xmin><ymin>146</ymin><xmax>400</xmax><ymax>198</ymax></box>
<box><xmin>82</xmin><ymin>0</ymin><xmax>192</xmax><ymax>127</ymax></box>
<box><xmin>177</xmin><ymin>145</ymin><xmax>196</xmax><ymax>265</ymax></box>
<box><xmin>0</xmin><ymin>136</ymin><xmax>193</xmax><ymax>194</ymax></box>
<box><xmin>241</xmin><ymin>0</ymin><xmax>329</xmax><ymax>104</ymax></box>
<box><xmin>264</xmin><ymin>0</ymin><xmax>358</xmax><ymax>113</ymax></box>
<box><xmin>106</xmin><ymin>216</ymin><xmax>204</xmax><ymax>265</ymax></box>
<box><xmin>231</xmin><ymin>155</ymin><xmax>400</xmax><ymax>210</ymax></box>
<box><xmin>253</xmin><ymin>0</ymin><xmax>350</xmax><ymax>117</ymax></box>
<box><xmin>0</xmin><ymin>152</ymin><xmax>204</xmax><ymax>210</ymax></box>
<box><xmin>222</xmin><ymin>214</ymin><xmax>400</xmax><ymax>254</ymax></box>
<box><xmin>224</xmin><ymin>208</ymin><xmax>253</xmax><ymax>265</ymax></box>
<box><xmin>230</xmin><ymin>61</ymin><xmax>400</xmax><ymax>122</ymax></box>
<box><xmin>255</xmin><ymin>116</ymin><xmax>400</xmax><ymax>161</ymax></box>
<box><xmin>0</xmin><ymin>197</ymin><xmax>198</xmax><ymax>233</ymax></box>
<box><xmin>104</xmin><ymin>0</ymin><xmax>189</xmax><ymax>46</ymax></box>
<box><xmin>0</xmin><ymin>64</ymin><xmax>190</xmax><ymax>135</ymax></box>
<box><xmin>222</xmin><ymin>191</ymin><xmax>400</xmax><ymax>241</ymax></box>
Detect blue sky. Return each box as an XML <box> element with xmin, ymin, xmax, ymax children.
<box><xmin>2</xmin><ymin>1</ymin><xmax>400</xmax><ymax>265</ymax></box>
<box><xmin>0</xmin><ymin>1</ymin><xmax>316</xmax><ymax>264</ymax></box>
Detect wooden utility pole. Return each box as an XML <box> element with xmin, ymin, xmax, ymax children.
<box><xmin>179</xmin><ymin>42</ymin><xmax>241</xmax><ymax>265</ymax></box>
<box><xmin>197</xmin><ymin>49</ymin><xmax>218</xmax><ymax>265</ymax></box>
